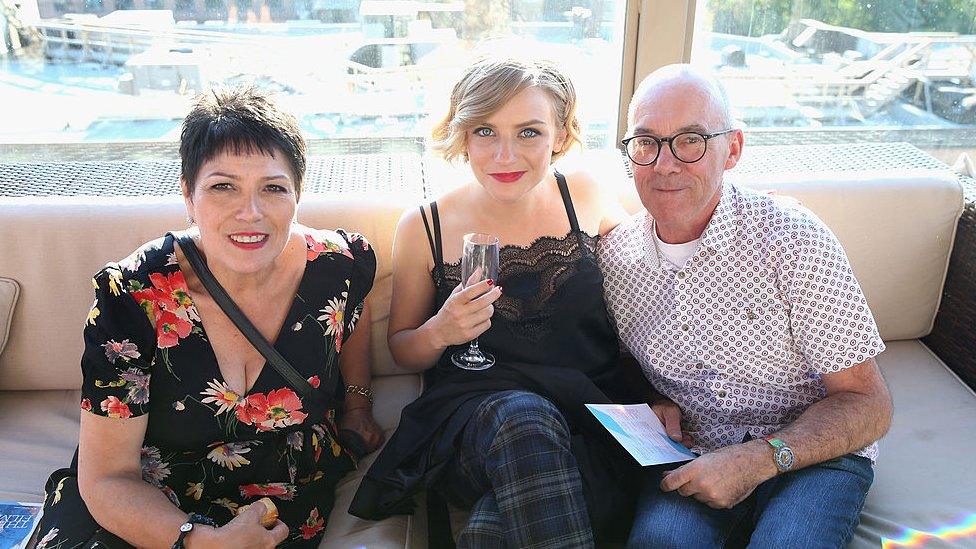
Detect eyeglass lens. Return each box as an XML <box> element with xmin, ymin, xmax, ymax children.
<box><xmin>627</xmin><ymin>132</ymin><xmax>707</xmax><ymax>164</ymax></box>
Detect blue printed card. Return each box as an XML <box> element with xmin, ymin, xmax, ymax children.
<box><xmin>0</xmin><ymin>502</ymin><xmax>43</xmax><ymax>549</ymax></box>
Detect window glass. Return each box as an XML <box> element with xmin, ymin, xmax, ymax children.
<box><xmin>691</xmin><ymin>0</ymin><xmax>976</xmax><ymax>167</ymax></box>
<box><xmin>1</xmin><ymin>0</ymin><xmax>626</xmax><ymax>156</ymax></box>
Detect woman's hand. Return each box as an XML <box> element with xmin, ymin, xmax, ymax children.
<box><xmin>340</xmin><ymin>406</ymin><xmax>386</xmax><ymax>454</ymax></box>
<box><xmin>191</xmin><ymin>503</ymin><xmax>289</xmax><ymax>548</ymax></box>
<box><xmin>429</xmin><ymin>278</ymin><xmax>503</xmax><ymax>348</ymax></box>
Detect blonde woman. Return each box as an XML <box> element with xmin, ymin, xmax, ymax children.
<box><xmin>350</xmin><ymin>56</ymin><xmax>633</xmax><ymax>547</ymax></box>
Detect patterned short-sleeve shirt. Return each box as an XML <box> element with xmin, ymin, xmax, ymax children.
<box><xmin>599</xmin><ymin>183</ymin><xmax>886</xmax><ymax>460</ymax></box>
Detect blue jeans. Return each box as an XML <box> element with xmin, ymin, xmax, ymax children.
<box><xmin>626</xmin><ymin>453</ymin><xmax>874</xmax><ymax>548</ymax></box>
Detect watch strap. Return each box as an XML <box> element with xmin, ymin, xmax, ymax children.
<box><xmin>172</xmin><ymin>513</ymin><xmax>217</xmax><ymax>549</ymax></box>
<box><xmin>764</xmin><ymin>435</ymin><xmax>794</xmax><ymax>473</ymax></box>
<box><xmin>764</xmin><ymin>435</ymin><xmax>786</xmax><ymax>449</ymax></box>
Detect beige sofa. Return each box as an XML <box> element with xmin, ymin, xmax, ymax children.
<box><xmin>1</xmin><ymin>152</ymin><xmax>974</xmax><ymax>548</ymax></box>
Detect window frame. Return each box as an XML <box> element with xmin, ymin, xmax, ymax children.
<box><xmin>616</xmin><ymin>0</ymin><xmax>698</xmax><ymax>143</ymax></box>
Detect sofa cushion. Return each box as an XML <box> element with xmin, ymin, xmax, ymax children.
<box><xmin>323</xmin><ymin>443</ymin><xmax>425</xmax><ymax>549</ymax></box>
<box><xmin>852</xmin><ymin>340</ymin><xmax>976</xmax><ymax>547</ymax></box>
<box><xmin>0</xmin><ymin>192</ymin><xmax>418</xmax><ymax>390</ymax></box>
<box><xmin>0</xmin><ymin>388</ymin><xmax>80</xmax><ymax>502</ymax></box>
<box><xmin>0</xmin><ymin>278</ymin><xmax>18</xmax><ymax>357</ymax></box>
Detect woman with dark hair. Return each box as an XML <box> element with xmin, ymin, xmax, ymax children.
<box><xmin>33</xmin><ymin>86</ymin><xmax>383</xmax><ymax>548</ymax></box>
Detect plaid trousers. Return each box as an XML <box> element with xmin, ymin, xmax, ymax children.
<box><xmin>436</xmin><ymin>390</ymin><xmax>595</xmax><ymax>549</ymax></box>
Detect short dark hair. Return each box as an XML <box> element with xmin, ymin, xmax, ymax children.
<box><xmin>180</xmin><ymin>86</ymin><xmax>307</xmax><ymax>199</ymax></box>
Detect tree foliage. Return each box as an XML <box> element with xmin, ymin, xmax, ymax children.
<box><xmin>705</xmin><ymin>0</ymin><xmax>976</xmax><ymax>37</ymax></box>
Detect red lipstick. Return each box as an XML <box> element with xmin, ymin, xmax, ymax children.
<box><xmin>489</xmin><ymin>171</ymin><xmax>526</xmax><ymax>183</ymax></box>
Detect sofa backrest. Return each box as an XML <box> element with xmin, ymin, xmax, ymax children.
<box><xmin>0</xmin><ymin>192</ymin><xmax>413</xmax><ymax>391</ymax></box>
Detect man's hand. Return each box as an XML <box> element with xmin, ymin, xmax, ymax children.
<box><xmin>660</xmin><ymin>439</ymin><xmax>777</xmax><ymax>509</ymax></box>
<box><xmin>650</xmin><ymin>398</ymin><xmax>693</xmax><ymax>448</ymax></box>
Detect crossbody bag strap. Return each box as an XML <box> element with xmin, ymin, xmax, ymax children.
<box><xmin>169</xmin><ymin>232</ymin><xmax>316</xmax><ymax>401</ymax></box>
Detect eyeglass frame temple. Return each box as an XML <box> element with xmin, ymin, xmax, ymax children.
<box><xmin>620</xmin><ymin>128</ymin><xmax>737</xmax><ymax>166</ymax></box>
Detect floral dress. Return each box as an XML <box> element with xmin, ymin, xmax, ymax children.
<box><xmin>35</xmin><ymin>227</ymin><xmax>375</xmax><ymax>549</ymax></box>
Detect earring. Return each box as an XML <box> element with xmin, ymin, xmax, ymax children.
<box><xmin>187</xmin><ymin>215</ymin><xmax>194</xmax><ymax>225</ymax></box>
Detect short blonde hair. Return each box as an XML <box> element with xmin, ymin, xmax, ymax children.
<box><xmin>431</xmin><ymin>55</ymin><xmax>582</xmax><ymax>163</ymax></box>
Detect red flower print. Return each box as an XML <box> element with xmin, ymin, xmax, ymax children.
<box><xmin>80</xmin><ymin>398</ymin><xmax>92</xmax><ymax>412</ymax></box>
<box><xmin>234</xmin><ymin>399</ymin><xmax>258</xmax><ymax>426</ymax></box>
<box><xmin>148</xmin><ymin>271</ymin><xmax>193</xmax><ymax>311</ymax></box>
<box><xmin>131</xmin><ymin>288</ymin><xmax>161</xmax><ymax>323</ymax></box>
<box><xmin>299</xmin><ymin>508</ymin><xmax>325</xmax><ymax>539</ymax></box>
<box><xmin>305</xmin><ymin>234</ymin><xmax>328</xmax><ymax>261</ymax></box>
<box><xmin>236</xmin><ymin>388</ymin><xmax>308</xmax><ymax>432</ymax></box>
<box><xmin>305</xmin><ymin>232</ymin><xmax>354</xmax><ymax>262</ymax></box>
<box><xmin>100</xmin><ymin>396</ymin><xmax>132</xmax><ymax>419</ymax></box>
<box><xmin>239</xmin><ymin>482</ymin><xmax>296</xmax><ymax>500</ymax></box>
<box><xmin>130</xmin><ymin>271</ymin><xmax>197</xmax><ymax>349</ymax></box>
<box><xmin>307</xmin><ymin>375</ymin><xmax>320</xmax><ymax>389</ymax></box>
<box><xmin>156</xmin><ymin>310</ymin><xmax>193</xmax><ymax>348</ymax></box>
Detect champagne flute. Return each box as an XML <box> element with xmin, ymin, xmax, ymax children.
<box><xmin>452</xmin><ymin>232</ymin><xmax>500</xmax><ymax>370</ymax></box>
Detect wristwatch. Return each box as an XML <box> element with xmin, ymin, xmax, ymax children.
<box><xmin>172</xmin><ymin>513</ymin><xmax>217</xmax><ymax>549</ymax></box>
<box><xmin>764</xmin><ymin>435</ymin><xmax>795</xmax><ymax>473</ymax></box>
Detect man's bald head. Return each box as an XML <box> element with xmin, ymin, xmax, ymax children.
<box><xmin>628</xmin><ymin>64</ymin><xmax>733</xmax><ymax>132</ymax></box>
<box><xmin>623</xmin><ymin>64</ymin><xmax>743</xmax><ymax>245</ymax></box>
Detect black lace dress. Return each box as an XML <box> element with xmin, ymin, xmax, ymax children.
<box><xmin>349</xmin><ymin>173</ymin><xmax>637</xmax><ymax>538</ymax></box>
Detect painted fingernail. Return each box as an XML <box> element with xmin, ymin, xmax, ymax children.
<box><xmin>486</xmin><ymin>279</ymin><xmax>493</xmax><ymax>286</ymax></box>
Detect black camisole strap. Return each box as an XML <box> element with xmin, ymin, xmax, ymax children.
<box><xmin>419</xmin><ymin>205</ymin><xmax>436</xmax><ymax>265</ymax></box>
<box><xmin>554</xmin><ymin>170</ymin><xmax>581</xmax><ymax>234</ymax></box>
<box><xmin>419</xmin><ymin>202</ymin><xmax>445</xmax><ymax>285</ymax></box>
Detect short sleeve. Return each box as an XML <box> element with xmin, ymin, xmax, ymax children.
<box><xmin>80</xmin><ymin>265</ymin><xmax>156</xmax><ymax>419</ymax></box>
<box><xmin>336</xmin><ymin>229</ymin><xmax>376</xmax><ymax>344</ymax></box>
<box><xmin>778</xmin><ymin>216</ymin><xmax>886</xmax><ymax>374</ymax></box>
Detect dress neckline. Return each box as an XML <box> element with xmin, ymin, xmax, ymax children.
<box><xmin>164</xmin><ymin>230</ymin><xmax>314</xmax><ymax>397</ymax></box>
<box><xmin>436</xmin><ymin>229</ymin><xmax>599</xmax><ymax>271</ymax></box>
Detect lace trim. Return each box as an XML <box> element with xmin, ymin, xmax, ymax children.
<box><xmin>434</xmin><ymin>230</ymin><xmax>599</xmax><ymax>342</ymax></box>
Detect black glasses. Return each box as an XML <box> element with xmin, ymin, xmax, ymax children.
<box><xmin>620</xmin><ymin>129</ymin><xmax>735</xmax><ymax>165</ymax></box>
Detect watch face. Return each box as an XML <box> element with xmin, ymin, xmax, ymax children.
<box><xmin>180</xmin><ymin>523</ymin><xmax>193</xmax><ymax>533</ymax></box>
<box><xmin>775</xmin><ymin>447</ymin><xmax>795</xmax><ymax>471</ymax></box>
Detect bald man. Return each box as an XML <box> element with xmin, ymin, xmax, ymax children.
<box><xmin>598</xmin><ymin>65</ymin><xmax>892</xmax><ymax>547</ymax></box>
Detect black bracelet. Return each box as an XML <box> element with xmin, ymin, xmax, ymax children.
<box><xmin>172</xmin><ymin>513</ymin><xmax>217</xmax><ymax>549</ymax></box>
